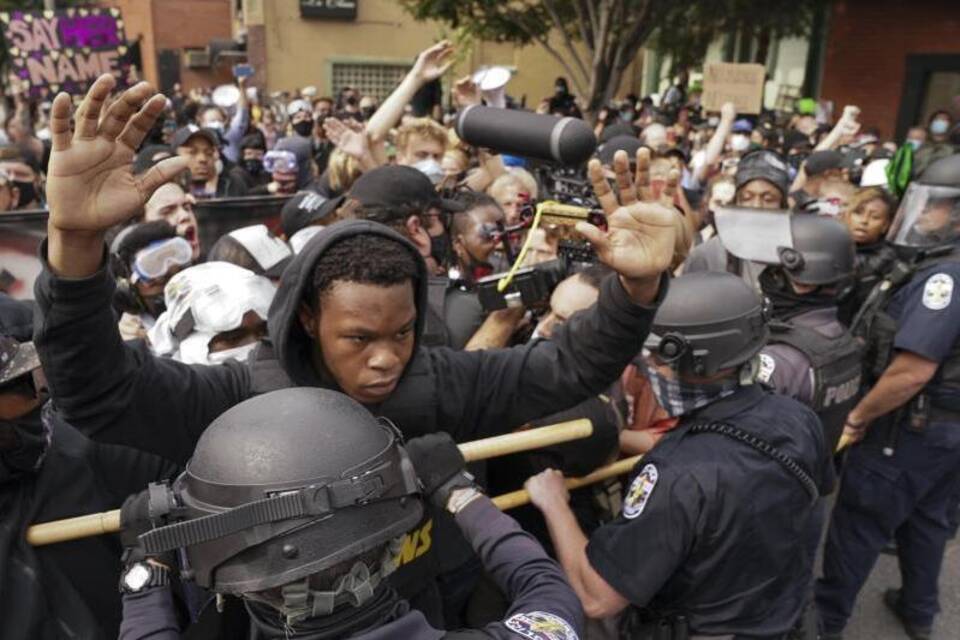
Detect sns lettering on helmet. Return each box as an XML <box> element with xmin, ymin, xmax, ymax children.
<box><xmin>395</xmin><ymin>519</ymin><xmax>433</xmax><ymax>567</ymax></box>
<box><xmin>823</xmin><ymin>375</ymin><xmax>861</xmax><ymax>407</ymax></box>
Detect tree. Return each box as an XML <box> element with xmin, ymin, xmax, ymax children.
<box><xmin>402</xmin><ymin>0</ymin><xmax>820</xmax><ymax>118</ymax></box>
<box><xmin>402</xmin><ymin>0</ymin><xmax>674</xmax><ymax>117</ymax></box>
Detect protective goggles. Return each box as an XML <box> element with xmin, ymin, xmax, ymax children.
<box><xmin>132</xmin><ymin>237</ymin><xmax>194</xmax><ymax>283</ymax></box>
<box><xmin>263</xmin><ymin>150</ymin><xmax>298</xmax><ymax>174</ymax></box>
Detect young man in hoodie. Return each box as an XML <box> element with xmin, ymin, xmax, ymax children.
<box><xmin>35</xmin><ymin>75</ymin><xmax>679</xmax><ymax>623</ymax></box>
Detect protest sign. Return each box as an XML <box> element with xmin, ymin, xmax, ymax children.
<box><xmin>0</xmin><ymin>7</ymin><xmax>130</xmax><ymax>99</ymax></box>
<box><xmin>702</xmin><ymin>62</ymin><xmax>766</xmax><ymax>114</ymax></box>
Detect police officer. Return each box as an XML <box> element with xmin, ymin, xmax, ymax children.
<box><xmin>526</xmin><ymin>272</ymin><xmax>834</xmax><ymax>638</ymax></box>
<box><xmin>816</xmin><ymin>154</ymin><xmax>960</xmax><ymax>640</ymax></box>
<box><xmin>715</xmin><ymin>208</ymin><xmax>862</xmax><ymax>453</ymax></box>
<box><xmin>118</xmin><ymin>388</ymin><xmax>584</xmax><ymax>640</ymax></box>
<box><xmin>683</xmin><ymin>149</ymin><xmax>792</xmax><ymax>290</ymax></box>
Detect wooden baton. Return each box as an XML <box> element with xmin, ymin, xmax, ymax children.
<box><xmin>491</xmin><ymin>455</ymin><xmax>644</xmax><ymax>511</ymax></box>
<box><xmin>26</xmin><ymin>419</ymin><xmax>594</xmax><ymax>547</ymax></box>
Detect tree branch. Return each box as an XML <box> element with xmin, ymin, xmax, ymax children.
<box><xmin>541</xmin><ymin>0</ymin><xmax>591</xmax><ymax>85</ymax></box>
<box><xmin>571</xmin><ymin>0</ymin><xmax>595</xmax><ymax>50</ymax></box>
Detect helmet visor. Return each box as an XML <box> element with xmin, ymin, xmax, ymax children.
<box><xmin>714</xmin><ymin>206</ymin><xmax>793</xmax><ymax>264</ymax></box>
<box><xmin>887</xmin><ymin>183</ymin><xmax>960</xmax><ymax>249</ymax></box>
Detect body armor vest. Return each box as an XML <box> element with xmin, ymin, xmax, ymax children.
<box><xmin>768</xmin><ymin>321</ymin><xmax>862</xmax><ymax>453</ymax></box>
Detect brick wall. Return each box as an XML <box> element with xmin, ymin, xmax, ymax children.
<box><xmin>820</xmin><ymin>0</ymin><xmax>960</xmax><ymax>139</ymax></box>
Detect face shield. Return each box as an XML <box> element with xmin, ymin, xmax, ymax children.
<box><xmin>886</xmin><ymin>183</ymin><xmax>960</xmax><ymax>250</ymax></box>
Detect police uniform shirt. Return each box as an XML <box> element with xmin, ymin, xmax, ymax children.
<box><xmin>886</xmin><ymin>262</ymin><xmax>960</xmax><ymax>380</ymax></box>
<box><xmin>585</xmin><ymin>384</ymin><xmax>832</xmax><ymax>636</ymax></box>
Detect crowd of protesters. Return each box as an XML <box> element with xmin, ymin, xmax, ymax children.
<box><xmin>2</xmin><ymin>37</ymin><xmax>960</xmax><ymax>640</ymax></box>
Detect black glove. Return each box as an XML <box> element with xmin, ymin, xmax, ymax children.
<box><xmin>404</xmin><ymin>433</ymin><xmax>480</xmax><ymax>510</ymax></box>
<box><xmin>119</xmin><ymin>483</ymin><xmax>176</xmax><ymax>565</ymax></box>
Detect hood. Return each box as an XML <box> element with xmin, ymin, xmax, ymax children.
<box><xmin>267</xmin><ymin>220</ymin><xmax>428</xmax><ymax>388</ymax></box>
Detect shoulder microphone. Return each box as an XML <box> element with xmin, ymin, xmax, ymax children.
<box><xmin>454</xmin><ymin>105</ymin><xmax>597</xmax><ymax>166</ymax></box>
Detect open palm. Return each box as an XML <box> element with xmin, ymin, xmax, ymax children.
<box><xmin>47</xmin><ymin>74</ymin><xmax>187</xmax><ymax>233</ymax></box>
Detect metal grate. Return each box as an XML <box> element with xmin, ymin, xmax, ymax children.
<box><xmin>331</xmin><ymin>62</ymin><xmax>411</xmax><ymax>102</ymax></box>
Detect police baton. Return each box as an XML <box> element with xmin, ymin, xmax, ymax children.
<box><xmin>26</xmin><ymin>419</ymin><xmax>594</xmax><ymax>547</ymax></box>
<box><xmin>491</xmin><ymin>455</ymin><xmax>644</xmax><ymax>511</ymax></box>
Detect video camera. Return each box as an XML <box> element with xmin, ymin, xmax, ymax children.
<box><xmin>476</xmin><ymin>257</ymin><xmax>568</xmax><ymax>313</ymax></box>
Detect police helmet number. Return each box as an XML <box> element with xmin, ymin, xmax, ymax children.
<box><xmin>622</xmin><ymin>464</ymin><xmax>659</xmax><ymax>519</ymax></box>
<box><xmin>922</xmin><ymin>273</ymin><xmax>954</xmax><ymax>311</ymax></box>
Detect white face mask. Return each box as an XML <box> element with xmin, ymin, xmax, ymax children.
<box><xmin>730</xmin><ymin>134</ymin><xmax>751</xmax><ymax>152</ymax></box>
<box><xmin>205</xmin><ymin>120</ymin><xmax>225</xmax><ymax>133</ymax></box>
<box><xmin>413</xmin><ymin>158</ymin><xmax>445</xmax><ymax>185</ymax></box>
<box><xmin>206</xmin><ymin>342</ymin><xmax>258</xmax><ymax>365</ymax></box>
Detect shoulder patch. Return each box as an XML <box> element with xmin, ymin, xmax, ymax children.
<box><xmin>922</xmin><ymin>273</ymin><xmax>954</xmax><ymax>311</ymax></box>
<box><xmin>505</xmin><ymin>611</ymin><xmax>579</xmax><ymax>640</ymax></box>
<box><xmin>622</xmin><ymin>463</ymin><xmax>659</xmax><ymax>519</ymax></box>
<box><xmin>757</xmin><ymin>353</ymin><xmax>776</xmax><ymax>384</ymax></box>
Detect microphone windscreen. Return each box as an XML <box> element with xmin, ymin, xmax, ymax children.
<box><xmin>455</xmin><ymin>106</ymin><xmax>596</xmax><ymax>166</ymax></box>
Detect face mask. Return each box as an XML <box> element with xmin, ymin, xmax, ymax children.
<box><xmin>430</xmin><ymin>233</ymin><xmax>450</xmax><ymax>266</ymax></box>
<box><xmin>413</xmin><ymin>158</ymin><xmax>445</xmax><ymax>185</ymax></box>
<box><xmin>0</xmin><ymin>404</ymin><xmax>49</xmax><ymax>483</ymax></box>
<box><xmin>907</xmin><ymin>139</ymin><xmax>923</xmax><ymax>150</ymax></box>
<box><xmin>207</xmin><ymin>342</ymin><xmax>258</xmax><ymax>365</ymax></box>
<box><xmin>787</xmin><ymin>153</ymin><xmax>808</xmax><ymax>171</ymax></box>
<box><xmin>730</xmin><ymin>134</ymin><xmax>751</xmax><ymax>152</ymax></box>
<box><xmin>143</xmin><ymin>293</ymin><xmax>166</xmax><ymax>318</ymax></box>
<box><xmin>930</xmin><ymin>119</ymin><xmax>950</xmax><ymax>136</ymax></box>
<box><xmin>205</xmin><ymin>120</ymin><xmax>225</xmax><ymax>133</ymax></box>
<box><xmin>14</xmin><ymin>180</ymin><xmax>36</xmax><ymax>207</ymax></box>
<box><xmin>243</xmin><ymin>158</ymin><xmax>264</xmax><ymax>175</ymax></box>
<box><xmin>619</xmin><ymin>110</ymin><xmax>635</xmax><ymax>122</ymax></box>
<box><xmin>643</xmin><ymin>362</ymin><xmax>740</xmax><ymax>418</ymax></box>
<box><xmin>292</xmin><ymin>120</ymin><xmax>314</xmax><ymax>137</ymax></box>
<box><xmin>361</xmin><ymin>106</ymin><xmax>376</xmax><ymax>120</ymax></box>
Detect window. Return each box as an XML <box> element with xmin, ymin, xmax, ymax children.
<box><xmin>331</xmin><ymin>62</ymin><xmax>411</xmax><ymax>102</ymax></box>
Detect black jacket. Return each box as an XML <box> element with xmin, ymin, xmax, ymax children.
<box><xmin>34</xmin><ymin>220</ymin><xmax>663</xmax><ymax>465</ymax></box>
<box><xmin>1</xmin><ymin>406</ymin><xmax>178</xmax><ymax>640</ymax></box>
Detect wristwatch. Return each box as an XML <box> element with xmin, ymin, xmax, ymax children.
<box><xmin>119</xmin><ymin>561</ymin><xmax>169</xmax><ymax>594</ymax></box>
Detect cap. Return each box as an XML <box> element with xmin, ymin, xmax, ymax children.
<box><xmin>804</xmin><ymin>150</ymin><xmax>845</xmax><ymax>176</ymax></box>
<box><xmin>796</xmin><ymin>98</ymin><xmax>817</xmax><ymax>115</ymax></box>
<box><xmin>225</xmin><ymin>225</ymin><xmax>293</xmax><ymax>279</ymax></box>
<box><xmin>281</xmin><ymin>192</ymin><xmax>343</xmax><ymax>238</ymax></box>
<box><xmin>349</xmin><ymin>165</ymin><xmax>464</xmax><ymax>224</ymax></box>
<box><xmin>596</xmin><ymin>135</ymin><xmax>642</xmax><ymax>166</ymax></box>
<box><xmin>287</xmin><ymin>99</ymin><xmax>311</xmax><ymax>117</ymax></box>
<box><xmin>0</xmin><ymin>336</ymin><xmax>40</xmax><ymax>386</ymax></box>
<box><xmin>732</xmin><ymin>118</ymin><xmax>754</xmax><ymax>134</ymax></box>
<box><xmin>598</xmin><ymin>122</ymin><xmax>638</xmax><ymax>144</ymax></box>
<box><xmin>173</xmin><ymin>125</ymin><xmax>219</xmax><ymax>149</ymax></box>
<box><xmin>783</xmin><ymin>130</ymin><xmax>812</xmax><ymax>153</ymax></box>
<box><xmin>735</xmin><ymin>149</ymin><xmax>790</xmax><ymax>197</ymax></box>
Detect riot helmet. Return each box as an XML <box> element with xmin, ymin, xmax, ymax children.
<box><xmin>886</xmin><ymin>154</ymin><xmax>960</xmax><ymax>253</ymax></box>
<box><xmin>714</xmin><ymin>207</ymin><xmax>855</xmax><ymax>286</ymax></box>
<box><xmin>140</xmin><ymin>388</ymin><xmax>422</xmax><ymax>611</ymax></box>
<box><xmin>644</xmin><ymin>272</ymin><xmax>770</xmax><ymax>377</ymax></box>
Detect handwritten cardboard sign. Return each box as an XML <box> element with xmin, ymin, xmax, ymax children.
<box><xmin>0</xmin><ymin>7</ymin><xmax>130</xmax><ymax>99</ymax></box>
<box><xmin>702</xmin><ymin>63</ymin><xmax>766</xmax><ymax>114</ymax></box>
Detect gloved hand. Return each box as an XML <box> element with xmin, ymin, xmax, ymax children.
<box><xmin>119</xmin><ymin>483</ymin><xmax>175</xmax><ymax>566</ymax></box>
<box><xmin>404</xmin><ymin>433</ymin><xmax>480</xmax><ymax>511</ymax></box>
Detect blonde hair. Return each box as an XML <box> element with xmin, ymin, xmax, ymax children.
<box><xmin>327</xmin><ymin>149</ymin><xmax>361</xmax><ymax>193</ymax></box>
<box><xmin>845</xmin><ymin>186</ymin><xmax>897</xmax><ymax>220</ymax></box>
<box><xmin>395</xmin><ymin>118</ymin><xmax>448</xmax><ymax>156</ymax></box>
<box><xmin>489</xmin><ymin>169</ymin><xmax>539</xmax><ymax>202</ymax></box>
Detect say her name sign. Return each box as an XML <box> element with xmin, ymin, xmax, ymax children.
<box><xmin>0</xmin><ymin>7</ymin><xmax>130</xmax><ymax>99</ymax></box>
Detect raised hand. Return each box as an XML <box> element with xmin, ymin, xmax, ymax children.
<box><xmin>578</xmin><ymin>149</ymin><xmax>681</xmax><ymax>303</ymax></box>
<box><xmin>453</xmin><ymin>75</ymin><xmax>481</xmax><ymax>108</ymax></box>
<box><xmin>47</xmin><ymin>74</ymin><xmax>187</xmax><ymax>234</ymax></box>
<box><xmin>411</xmin><ymin>40</ymin><xmax>455</xmax><ymax>84</ymax></box>
<box><xmin>323</xmin><ymin>117</ymin><xmax>378</xmax><ymax>171</ymax></box>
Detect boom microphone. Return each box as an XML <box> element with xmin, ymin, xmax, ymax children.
<box><xmin>455</xmin><ymin>106</ymin><xmax>597</xmax><ymax>166</ymax></box>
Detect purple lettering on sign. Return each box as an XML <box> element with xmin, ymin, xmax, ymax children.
<box><xmin>58</xmin><ymin>15</ymin><xmax>121</xmax><ymax>49</ymax></box>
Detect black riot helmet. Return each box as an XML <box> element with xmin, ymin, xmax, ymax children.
<box><xmin>715</xmin><ymin>207</ymin><xmax>855</xmax><ymax>285</ymax></box>
<box><xmin>886</xmin><ymin>153</ymin><xmax>960</xmax><ymax>254</ymax></box>
<box><xmin>644</xmin><ymin>272</ymin><xmax>770</xmax><ymax>377</ymax></box>
<box><xmin>140</xmin><ymin>388</ymin><xmax>422</xmax><ymax>603</ymax></box>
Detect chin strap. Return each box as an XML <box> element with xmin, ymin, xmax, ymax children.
<box><xmin>279</xmin><ymin>538</ymin><xmax>402</xmax><ymax>625</ymax></box>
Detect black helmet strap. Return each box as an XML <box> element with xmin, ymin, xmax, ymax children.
<box><xmin>141</xmin><ymin>456</ymin><xmax>417</xmax><ymax>555</ymax></box>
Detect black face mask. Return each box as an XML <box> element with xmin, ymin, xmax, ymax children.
<box><xmin>243</xmin><ymin>158</ymin><xmax>264</xmax><ymax>175</ymax></box>
<box><xmin>0</xmin><ymin>404</ymin><xmax>47</xmax><ymax>483</ymax></box>
<box><xmin>293</xmin><ymin>120</ymin><xmax>314</xmax><ymax>137</ymax></box>
<box><xmin>14</xmin><ymin>180</ymin><xmax>36</xmax><ymax>208</ymax></box>
<box><xmin>430</xmin><ymin>234</ymin><xmax>451</xmax><ymax>267</ymax></box>
<box><xmin>361</xmin><ymin>106</ymin><xmax>376</xmax><ymax>120</ymax></box>
<box><xmin>143</xmin><ymin>293</ymin><xmax>166</xmax><ymax>318</ymax></box>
